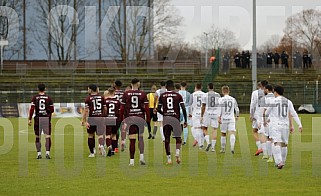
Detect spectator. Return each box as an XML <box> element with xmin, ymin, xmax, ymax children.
<box><xmin>273</xmin><ymin>51</ymin><xmax>280</xmax><ymax>68</ymax></box>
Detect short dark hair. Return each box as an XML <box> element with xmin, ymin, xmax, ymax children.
<box><xmin>88</xmin><ymin>84</ymin><xmax>97</xmax><ymax>92</ymax></box>
<box><xmin>160</xmin><ymin>81</ymin><xmax>166</xmax><ymax>86</ymax></box>
<box><xmin>265</xmin><ymin>84</ymin><xmax>273</xmax><ymax>92</ymax></box>
<box><xmin>175</xmin><ymin>84</ymin><xmax>181</xmax><ymax>90</ymax></box>
<box><xmin>195</xmin><ymin>83</ymin><xmax>202</xmax><ymax>90</ymax></box>
<box><xmin>115</xmin><ymin>80</ymin><xmax>122</xmax><ymax>87</ymax></box>
<box><xmin>261</xmin><ymin>80</ymin><xmax>268</xmax><ymax>87</ymax></box>
<box><xmin>166</xmin><ymin>80</ymin><xmax>174</xmax><ymax>88</ymax></box>
<box><xmin>180</xmin><ymin>81</ymin><xmax>187</xmax><ymax>87</ymax></box>
<box><xmin>38</xmin><ymin>84</ymin><xmax>46</xmax><ymax>92</ymax></box>
<box><xmin>274</xmin><ymin>85</ymin><xmax>284</xmax><ymax>95</ymax></box>
<box><xmin>208</xmin><ymin>83</ymin><xmax>214</xmax><ymax>90</ymax></box>
<box><xmin>131</xmin><ymin>78</ymin><xmax>140</xmax><ymax>85</ymax></box>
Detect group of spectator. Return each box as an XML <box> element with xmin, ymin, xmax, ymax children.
<box><xmin>221</xmin><ymin>50</ymin><xmax>313</xmax><ymax>71</ymax></box>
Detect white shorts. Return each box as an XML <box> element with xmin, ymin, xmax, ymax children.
<box><xmin>192</xmin><ymin>116</ymin><xmax>201</xmax><ymax>128</ymax></box>
<box><xmin>157</xmin><ymin>112</ymin><xmax>163</xmax><ymax>121</ymax></box>
<box><xmin>270</xmin><ymin>124</ymin><xmax>289</xmax><ymax>144</ymax></box>
<box><xmin>264</xmin><ymin>124</ymin><xmax>270</xmax><ymax>137</ymax></box>
<box><xmin>202</xmin><ymin>115</ymin><xmax>219</xmax><ymax>128</ymax></box>
<box><xmin>220</xmin><ymin>120</ymin><xmax>236</xmax><ymax>133</ymax></box>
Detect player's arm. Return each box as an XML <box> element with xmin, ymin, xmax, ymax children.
<box><xmin>188</xmin><ymin>94</ymin><xmax>193</xmax><ymax>117</ymax></box>
<box><xmin>157</xmin><ymin>96</ymin><xmax>163</xmax><ymax>115</ymax></box>
<box><xmin>201</xmin><ymin>95</ymin><xmax>206</xmax><ymax>118</ymax></box>
<box><xmin>153</xmin><ymin>92</ymin><xmax>159</xmax><ymax>113</ymax></box>
<box><xmin>180</xmin><ymin>103</ymin><xmax>188</xmax><ymax>128</ymax></box>
<box><xmin>28</xmin><ymin>99</ymin><xmax>35</xmax><ymax>126</ymax></box>
<box><xmin>47</xmin><ymin>97</ymin><xmax>54</xmax><ymax>114</ymax></box>
<box><xmin>145</xmin><ymin>102</ymin><xmax>150</xmax><ymax>123</ymax></box>
<box><xmin>289</xmin><ymin>102</ymin><xmax>302</xmax><ymax>132</ymax></box>
<box><xmin>119</xmin><ymin>104</ymin><xmax>124</xmax><ymax>122</ymax></box>
<box><xmin>249</xmin><ymin>91</ymin><xmax>257</xmax><ymax>120</ymax></box>
<box><xmin>234</xmin><ymin>98</ymin><xmax>240</xmax><ymax>120</ymax></box>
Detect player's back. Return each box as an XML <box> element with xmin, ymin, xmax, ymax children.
<box><xmin>203</xmin><ymin>91</ymin><xmax>221</xmax><ymax>115</ymax></box>
<box><xmin>32</xmin><ymin>94</ymin><xmax>53</xmax><ymax>117</ymax></box>
<box><xmin>268</xmin><ymin>96</ymin><xmax>293</xmax><ymax>125</ymax></box>
<box><xmin>122</xmin><ymin>89</ymin><xmax>148</xmax><ymax>118</ymax></box>
<box><xmin>178</xmin><ymin>90</ymin><xmax>191</xmax><ymax>106</ymax></box>
<box><xmin>220</xmin><ymin>95</ymin><xmax>239</xmax><ymax>120</ymax></box>
<box><xmin>85</xmin><ymin>94</ymin><xmax>105</xmax><ymax>117</ymax></box>
<box><xmin>190</xmin><ymin>91</ymin><xmax>205</xmax><ymax>116</ymax></box>
<box><xmin>115</xmin><ymin>90</ymin><xmax>124</xmax><ymax>102</ymax></box>
<box><xmin>105</xmin><ymin>97</ymin><xmax>121</xmax><ymax>121</ymax></box>
<box><xmin>156</xmin><ymin>88</ymin><xmax>167</xmax><ymax>97</ymax></box>
<box><xmin>159</xmin><ymin>91</ymin><xmax>183</xmax><ymax>120</ymax></box>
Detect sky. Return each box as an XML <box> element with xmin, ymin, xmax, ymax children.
<box><xmin>170</xmin><ymin>0</ymin><xmax>321</xmax><ymax>50</ymax></box>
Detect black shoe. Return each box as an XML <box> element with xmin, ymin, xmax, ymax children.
<box><xmin>205</xmin><ymin>144</ymin><xmax>212</xmax><ymax>151</ymax></box>
<box><xmin>182</xmin><ymin>142</ymin><xmax>186</xmax><ymax>145</ymax></box>
<box><xmin>152</xmin><ymin>136</ymin><xmax>155</xmax><ymax>139</ymax></box>
<box><xmin>107</xmin><ymin>147</ymin><xmax>112</xmax><ymax>157</ymax></box>
<box><xmin>45</xmin><ymin>154</ymin><xmax>51</xmax><ymax>159</ymax></box>
<box><xmin>111</xmin><ymin>151</ymin><xmax>115</xmax><ymax>156</ymax></box>
<box><xmin>37</xmin><ymin>155</ymin><xmax>42</xmax><ymax>159</ymax></box>
<box><xmin>148</xmin><ymin>134</ymin><xmax>152</xmax><ymax>139</ymax></box>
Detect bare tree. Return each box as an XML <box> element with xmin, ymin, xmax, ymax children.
<box><xmin>284</xmin><ymin>9</ymin><xmax>321</xmax><ymax>55</ymax></box>
<box><xmin>32</xmin><ymin>0</ymin><xmax>88</xmax><ymax>64</ymax></box>
<box><xmin>259</xmin><ymin>34</ymin><xmax>281</xmax><ymax>52</ymax></box>
<box><xmin>106</xmin><ymin>0</ymin><xmax>182</xmax><ymax>63</ymax></box>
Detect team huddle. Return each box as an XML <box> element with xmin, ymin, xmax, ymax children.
<box><xmin>28</xmin><ymin>79</ymin><xmax>302</xmax><ymax>169</ymax></box>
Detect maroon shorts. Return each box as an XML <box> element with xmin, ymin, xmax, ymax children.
<box><xmin>87</xmin><ymin>117</ymin><xmax>105</xmax><ymax>135</ymax></box>
<box><xmin>106</xmin><ymin>122</ymin><xmax>121</xmax><ymax>135</ymax></box>
<box><xmin>34</xmin><ymin>116</ymin><xmax>51</xmax><ymax>136</ymax></box>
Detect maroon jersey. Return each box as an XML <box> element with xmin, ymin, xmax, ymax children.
<box><xmin>31</xmin><ymin>94</ymin><xmax>54</xmax><ymax>117</ymax></box>
<box><xmin>122</xmin><ymin>90</ymin><xmax>148</xmax><ymax>119</ymax></box>
<box><xmin>85</xmin><ymin>94</ymin><xmax>105</xmax><ymax>117</ymax></box>
<box><xmin>158</xmin><ymin>91</ymin><xmax>184</xmax><ymax>120</ymax></box>
<box><xmin>115</xmin><ymin>90</ymin><xmax>124</xmax><ymax>103</ymax></box>
<box><xmin>105</xmin><ymin>97</ymin><xmax>121</xmax><ymax>122</ymax></box>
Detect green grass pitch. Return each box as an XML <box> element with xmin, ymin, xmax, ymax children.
<box><xmin>0</xmin><ymin>114</ymin><xmax>321</xmax><ymax>195</ymax></box>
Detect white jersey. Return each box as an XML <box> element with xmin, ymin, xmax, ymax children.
<box><xmin>178</xmin><ymin>90</ymin><xmax>191</xmax><ymax>107</ymax></box>
<box><xmin>155</xmin><ymin>88</ymin><xmax>167</xmax><ymax>98</ymax></box>
<box><xmin>219</xmin><ymin>95</ymin><xmax>239</xmax><ymax>121</ymax></box>
<box><xmin>250</xmin><ymin>89</ymin><xmax>265</xmax><ymax>119</ymax></box>
<box><xmin>189</xmin><ymin>90</ymin><xmax>205</xmax><ymax>117</ymax></box>
<box><xmin>202</xmin><ymin>91</ymin><xmax>221</xmax><ymax>116</ymax></box>
<box><xmin>265</xmin><ymin>96</ymin><xmax>302</xmax><ymax>127</ymax></box>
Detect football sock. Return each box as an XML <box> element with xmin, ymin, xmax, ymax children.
<box><xmin>205</xmin><ymin>135</ymin><xmax>210</xmax><ymax>145</ymax></box>
<box><xmin>176</xmin><ymin>138</ymin><xmax>182</xmax><ymax>150</ymax></box>
<box><xmin>262</xmin><ymin>142</ymin><xmax>267</xmax><ymax>156</ymax></box>
<box><xmin>129</xmin><ymin>139</ymin><xmax>136</xmax><ymax>159</ymax></box>
<box><xmin>46</xmin><ymin>151</ymin><xmax>50</xmax><ymax>155</ymax></box>
<box><xmin>281</xmin><ymin>147</ymin><xmax>288</xmax><ymax>164</ymax></box>
<box><xmin>139</xmin><ymin>136</ymin><xmax>144</xmax><ymax>154</ymax></box>
<box><xmin>183</xmin><ymin>127</ymin><xmax>188</xmax><ymax>143</ymax></box>
<box><xmin>112</xmin><ymin>139</ymin><xmax>117</xmax><ymax>151</ymax></box>
<box><xmin>140</xmin><ymin>153</ymin><xmax>144</xmax><ymax>160</ymax></box>
<box><xmin>116</xmin><ymin>133</ymin><xmax>119</xmax><ymax>148</ymax></box>
<box><xmin>147</xmin><ymin>122</ymin><xmax>151</xmax><ymax>135</ymax></box>
<box><xmin>88</xmin><ymin>138</ymin><xmax>95</xmax><ymax>154</ymax></box>
<box><xmin>200</xmin><ymin>131</ymin><xmax>205</xmax><ymax>146</ymax></box>
<box><xmin>35</xmin><ymin>137</ymin><xmax>41</xmax><ymax>152</ymax></box>
<box><xmin>153</xmin><ymin>126</ymin><xmax>158</xmax><ymax>136</ymax></box>
<box><xmin>165</xmin><ymin>139</ymin><xmax>170</xmax><ymax>155</ymax></box>
<box><xmin>230</xmin><ymin>134</ymin><xmax>236</xmax><ymax>150</ymax></box>
<box><xmin>273</xmin><ymin>145</ymin><xmax>282</xmax><ymax>165</ymax></box>
<box><xmin>175</xmin><ymin>149</ymin><xmax>180</xmax><ymax>156</ymax></box>
<box><xmin>45</xmin><ymin>138</ymin><xmax>51</xmax><ymax>151</ymax></box>
<box><xmin>167</xmin><ymin>155</ymin><xmax>171</xmax><ymax>161</ymax></box>
<box><xmin>266</xmin><ymin>141</ymin><xmax>272</xmax><ymax>158</ymax></box>
<box><xmin>212</xmin><ymin>140</ymin><xmax>216</xmax><ymax>148</ymax></box>
<box><xmin>256</xmin><ymin>140</ymin><xmax>261</xmax><ymax>150</ymax></box>
<box><xmin>106</xmin><ymin>138</ymin><xmax>112</xmax><ymax>148</ymax></box>
<box><xmin>221</xmin><ymin>136</ymin><xmax>226</xmax><ymax>149</ymax></box>
<box><xmin>98</xmin><ymin>137</ymin><xmax>104</xmax><ymax>146</ymax></box>
<box><xmin>160</xmin><ymin>127</ymin><xmax>165</xmax><ymax>141</ymax></box>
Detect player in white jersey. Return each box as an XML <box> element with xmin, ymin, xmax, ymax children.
<box><xmin>153</xmin><ymin>81</ymin><xmax>167</xmax><ymax>142</ymax></box>
<box><xmin>178</xmin><ymin>81</ymin><xmax>191</xmax><ymax>145</ymax></box>
<box><xmin>219</xmin><ymin>86</ymin><xmax>239</xmax><ymax>154</ymax></box>
<box><xmin>264</xmin><ymin>85</ymin><xmax>302</xmax><ymax>169</ymax></box>
<box><xmin>250</xmin><ymin>80</ymin><xmax>268</xmax><ymax>156</ymax></box>
<box><xmin>201</xmin><ymin>83</ymin><xmax>221</xmax><ymax>152</ymax></box>
<box><xmin>258</xmin><ymin>84</ymin><xmax>275</xmax><ymax>161</ymax></box>
<box><xmin>189</xmin><ymin>83</ymin><xmax>205</xmax><ymax>148</ymax></box>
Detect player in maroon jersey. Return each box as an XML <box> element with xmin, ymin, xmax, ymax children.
<box><xmin>157</xmin><ymin>80</ymin><xmax>187</xmax><ymax>164</ymax></box>
<box><xmin>121</xmin><ymin>78</ymin><xmax>150</xmax><ymax>166</ymax></box>
<box><xmin>104</xmin><ymin>87</ymin><xmax>124</xmax><ymax>156</ymax></box>
<box><xmin>113</xmin><ymin>80</ymin><xmax>124</xmax><ymax>152</ymax></box>
<box><xmin>82</xmin><ymin>84</ymin><xmax>107</xmax><ymax>158</ymax></box>
<box><xmin>28</xmin><ymin>84</ymin><xmax>54</xmax><ymax>159</ymax></box>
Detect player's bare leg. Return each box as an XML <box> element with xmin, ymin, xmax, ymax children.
<box><xmin>35</xmin><ymin>135</ymin><xmax>42</xmax><ymax>159</ymax></box>
<box><xmin>211</xmin><ymin>128</ymin><xmax>217</xmax><ymax>152</ymax></box>
<box><xmin>175</xmin><ymin>137</ymin><xmax>182</xmax><ymax>164</ymax></box>
<box><xmin>88</xmin><ymin>133</ymin><xmax>95</xmax><ymax>158</ymax></box>
<box><xmin>152</xmin><ymin>122</ymin><xmax>158</xmax><ymax>139</ymax></box>
<box><xmin>272</xmin><ymin>142</ymin><xmax>284</xmax><ymax>169</ymax></box>
<box><xmin>260</xmin><ymin>133</ymin><xmax>268</xmax><ymax>159</ymax></box>
<box><xmin>128</xmin><ymin>134</ymin><xmax>136</xmax><ymax>166</ymax></box>
<box><xmin>281</xmin><ymin>143</ymin><xmax>288</xmax><ymax>166</ymax></box>
<box><xmin>45</xmin><ymin>134</ymin><xmax>51</xmax><ymax>159</ymax></box>
<box><xmin>138</xmin><ymin>134</ymin><xmax>145</xmax><ymax>165</ymax></box>
<box><xmin>253</xmin><ymin>128</ymin><xmax>262</xmax><ymax>156</ymax></box>
<box><xmin>120</xmin><ymin>125</ymin><xmax>126</xmax><ymax>152</ymax></box>
<box><xmin>229</xmin><ymin>131</ymin><xmax>236</xmax><ymax>154</ymax></box>
<box><xmin>191</xmin><ymin>126</ymin><xmax>198</xmax><ymax>147</ymax></box>
<box><xmin>266</xmin><ymin>138</ymin><xmax>273</xmax><ymax>162</ymax></box>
